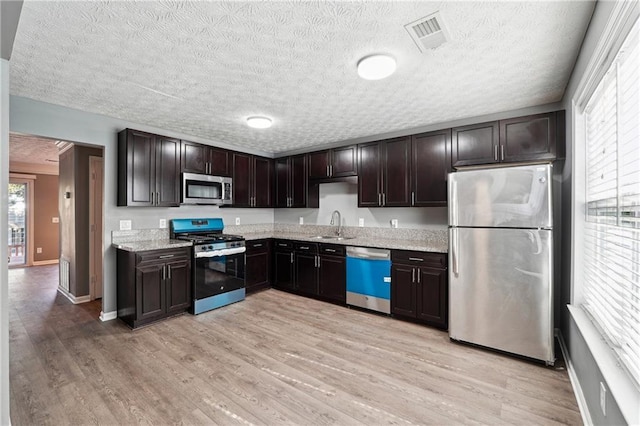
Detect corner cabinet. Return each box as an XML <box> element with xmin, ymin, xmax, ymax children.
<box><xmin>118</xmin><ymin>129</ymin><xmax>181</xmax><ymax>207</ymax></box>
<box><xmin>451</xmin><ymin>111</ymin><xmax>563</xmax><ymax>168</ymax></box>
<box><xmin>391</xmin><ymin>250</ymin><xmax>448</xmax><ymax>330</ymax></box>
<box><xmin>275</xmin><ymin>155</ymin><xmax>307</xmax><ymax>208</ymax></box>
<box><xmin>232</xmin><ymin>153</ymin><xmax>273</xmax><ymax>207</ymax></box>
<box><xmin>117</xmin><ymin>247</ymin><xmax>192</xmax><ymax>329</ymax></box>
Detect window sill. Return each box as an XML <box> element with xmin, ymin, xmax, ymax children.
<box><xmin>568</xmin><ymin>305</ymin><xmax>639</xmax><ymax>425</ymax></box>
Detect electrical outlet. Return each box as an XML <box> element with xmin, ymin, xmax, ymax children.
<box><xmin>235</xmin><ymin>217</ymin><xmax>241</xmax><ymax>225</ymax></box>
<box><xmin>391</xmin><ymin>219</ymin><xmax>398</xmax><ymax>228</ymax></box>
<box><xmin>358</xmin><ymin>218</ymin><xmax>364</xmax><ymax>227</ymax></box>
<box><xmin>36</xmin><ymin>247</ymin><xmax>42</xmax><ymax>254</ymax></box>
<box><xmin>299</xmin><ymin>217</ymin><xmax>304</xmax><ymax>225</ymax></box>
<box><xmin>159</xmin><ymin>219</ymin><xmax>167</xmax><ymax>229</ymax></box>
<box><xmin>51</xmin><ymin>217</ymin><xmax>59</xmax><ymax>223</ymax></box>
<box><xmin>600</xmin><ymin>382</ymin><xmax>606</xmax><ymax>416</ymax></box>
<box><xmin>119</xmin><ymin>220</ymin><xmax>132</xmax><ymax>231</ymax></box>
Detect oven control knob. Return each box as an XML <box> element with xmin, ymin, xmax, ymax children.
<box><xmin>208</xmin><ymin>245</ymin><xmax>213</xmax><ymax>250</ymax></box>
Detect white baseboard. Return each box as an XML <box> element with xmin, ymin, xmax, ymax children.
<box><xmin>32</xmin><ymin>259</ymin><xmax>59</xmax><ymax>266</ymax></box>
<box><xmin>100</xmin><ymin>311</ymin><xmax>117</xmax><ymax>322</ymax></box>
<box><xmin>556</xmin><ymin>329</ymin><xmax>592</xmax><ymax>426</ymax></box>
<box><xmin>57</xmin><ymin>287</ymin><xmax>91</xmax><ymax>304</ymax></box>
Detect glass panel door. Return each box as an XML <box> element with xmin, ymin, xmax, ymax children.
<box><xmin>8</xmin><ymin>181</ymin><xmax>27</xmax><ymax>267</ymax></box>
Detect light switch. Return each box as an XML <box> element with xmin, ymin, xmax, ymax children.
<box><xmin>52</xmin><ymin>217</ymin><xmax>59</xmax><ymax>223</ymax></box>
<box><xmin>119</xmin><ymin>220</ymin><xmax>132</xmax><ymax>231</ymax></box>
<box><xmin>391</xmin><ymin>219</ymin><xmax>398</xmax><ymax>228</ymax></box>
<box><xmin>235</xmin><ymin>217</ymin><xmax>241</xmax><ymax>225</ymax></box>
<box><xmin>159</xmin><ymin>219</ymin><xmax>167</xmax><ymax>229</ymax></box>
<box><xmin>358</xmin><ymin>218</ymin><xmax>364</xmax><ymax>227</ymax></box>
<box><xmin>299</xmin><ymin>217</ymin><xmax>304</xmax><ymax>225</ymax></box>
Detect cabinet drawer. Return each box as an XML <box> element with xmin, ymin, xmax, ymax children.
<box><xmin>320</xmin><ymin>244</ymin><xmax>345</xmax><ymax>256</ymax></box>
<box><xmin>274</xmin><ymin>240</ymin><xmax>294</xmax><ymax>250</ymax></box>
<box><xmin>137</xmin><ymin>248</ymin><xmax>191</xmax><ymax>265</ymax></box>
<box><xmin>294</xmin><ymin>242</ymin><xmax>318</xmax><ymax>254</ymax></box>
<box><xmin>391</xmin><ymin>250</ymin><xmax>447</xmax><ymax>268</ymax></box>
<box><xmin>246</xmin><ymin>239</ymin><xmax>269</xmax><ymax>253</ymax></box>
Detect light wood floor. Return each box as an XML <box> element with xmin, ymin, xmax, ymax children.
<box><xmin>9</xmin><ymin>265</ymin><xmax>582</xmax><ymax>425</ymax></box>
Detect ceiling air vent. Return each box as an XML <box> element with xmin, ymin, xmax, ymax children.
<box><xmin>405</xmin><ymin>12</ymin><xmax>450</xmax><ymax>53</ymax></box>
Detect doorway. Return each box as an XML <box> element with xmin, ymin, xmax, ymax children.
<box><xmin>8</xmin><ymin>175</ymin><xmax>34</xmax><ymax>267</ymax></box>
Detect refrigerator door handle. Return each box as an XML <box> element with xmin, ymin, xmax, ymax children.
<box><xmin>449</xmin><ymin>179</ymin><xmax>458</xmax><ymax>226</ymax></box>
<box><xmin>451</xmin><ymin>228</ymin><xmax>459</xmax><ymax>276</ymax></box>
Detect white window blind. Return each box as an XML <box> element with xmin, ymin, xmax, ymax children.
<box><xmin>583</xmin><ymin>16</ymin><xmax>640</xmax><ymax>384</ymax></box>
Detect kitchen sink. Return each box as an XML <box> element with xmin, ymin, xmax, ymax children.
<box><xmin>312</xmin><ymin>235</ymin><xmax>356</xmax><ymax>240</ymax></box>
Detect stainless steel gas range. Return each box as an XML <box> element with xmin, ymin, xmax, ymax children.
<box><xmin>170</xmin><ymin>218</ymin><xmax>246</xmax><ymax>314</ymax></box>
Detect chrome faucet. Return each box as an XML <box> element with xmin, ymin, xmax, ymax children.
<box><xmin>330</xmin><ymin>210</ymin><xmax>342</xmax><ymax>237</ymax></box>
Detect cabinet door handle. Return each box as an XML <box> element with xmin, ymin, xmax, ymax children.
<box><xmin>325</xmin><ymin>248</ymin><xmax>336</xmax><ymax>253</ymax></box>
<box><xmin>500</xmin><ymin>145</ymin><xmax>505</xmax><ymax>161</ymax></box>
<box><xmin>278</xmin><ymin>243</ymin><xmax>288</xmax><ymax>247</ymax></box>
<box><xmin>162</xmin><ymin>265</ymin><xmax>166</xmax><ymax>280</ymax></box>
<box><xmin>167</xmin><ymin>265</ymin><xmax>171</xmax><ymax>280</ymax></box>
<box><xmin>156</xmin><ymin>192</ymin><xmax>160</xmax><ymax>205</ymax></box>
<box><xmin>326</xmin><ymin>165</ymin><xmax>330</xmax><ymax>177</ymax></box>
<box><xmin>494</xmin><ymin>145</ymin><xmax>498</xmax><ymax>161</ymax></box>
<box><xmin>383</xmin><ymin>193</ymin><xmax>386</xmax><ymax>206</ymax></box>
<box><xmin>409</xmin><ymin>257</ymin><xmax>423</xmax><ymax>262</ymax></box>
<box><xmin>378</xmin><ymin>193</ymin><xmax>382</xmax><ymax>206</ymax></box>
<box><xmin>159</xmin><ymin>254</ymin><xmax>175</xmax><ymax>259</ymax></box>
<box><xmin>299</xmin><ymin>246</ymin><xmax>309</xmax><ymax>250</ymax></box>
<box><xmin>411</xmin><ymin>191</ymin><xmax>415</xmax><ymax>206</ymax></box>
<box><xmin>290</xmin><ymin>252</ymin><xmax>294</xmax><ymax>263</ymax></box>
<box><xmin>416</xmin><ymin>269</ymin><xmax>420</xmax><ymax>284</ymax></box>
<box><xmin>330</xmin><ymin>165</ymin><xmax>333</xmax><ymax>176</ymax></box>
<box><xmin>252</xmin><ymin>243</ymin><xmax>263</xmax><ymax>248</ymax></box>
<box><xmin>151</xmin><ymin>192</ymin><xmax>154</xmax><ymax>205</ymax></box>
<box><xmin>411</xmin><ymin>268</ymin><xmax>415</xmax><ymax>283</ymax></box>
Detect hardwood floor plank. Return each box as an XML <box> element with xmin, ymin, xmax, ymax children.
<box><xmin>8</xmin><ymin>266</ymin><xmax>582</xmax><ymax>425</ymax></box>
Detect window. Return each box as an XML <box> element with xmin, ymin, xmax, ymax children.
<box><xmin>582</xmin><ymin>16</ymin><xmax>640</xmax><ymax>384</ymax></box>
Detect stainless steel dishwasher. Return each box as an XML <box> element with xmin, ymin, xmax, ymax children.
<box><xmin>346</xmin><ymin>247</ymin><xmax>392</xmax><ymax>314</ymax></box>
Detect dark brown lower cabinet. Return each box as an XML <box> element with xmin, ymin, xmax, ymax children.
<box><xmin>273</xmin><ymin>240</ymin><xmax>346</xmax><ymax>304</ymax></box>
<box><xmin>117</xmin><ymin>247</ymin><xmax>191</xmax><ymax>329</ymax></box>
<box><xmin>318</xmin><ymin>245</ymin><xmax>346</xmax><ymax>304</ymax></box>
<box><xmin>273</xmin><ymin>240</ymin><xmax>295</xmax><ymax>291</ymax></box>
<box><xmin>245</xmin><ymin>239</ymin><xmax>271</xmax><ymax>294</ymax></box>
<box><xmin>391</xmin><ymin>250</ymin><xmax>448</xmax><ymax>330</ymax></box>
<box><xmin>294</xmin><ymin>242</ymin><xmax>319</xmax><ymax>296</ymax></box>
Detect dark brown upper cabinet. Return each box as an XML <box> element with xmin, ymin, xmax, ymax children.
<box><xmin>452</xmin><ymin>111</ymin><xmax>563</xmax><ymax>168</ymax></box>
<box><xmin>500</xmin><ymin>112</ymin><xmax>559</xmax><ymax>163</ymax></box>
<box><xmin>358</xmin><ymin>137</ymin><xmax>411</xmax><ymax>207</ymax></box>
<box><xmin>232</xmin><ymin>153</ymin><xmax>273</xmax><ymax>208</ymax></box>
<box><xmin>181</xmin><ymin>140</ymin><xmax>230</xmax><ymax>176</ymax></box>
<box><xmin>118</xmin><ymin>129</ymin><xmax>181</xmax><ymax>207</ymax></box>
<box><xmin>411</xmin><ymin>129</ymin><xmax>450</xmax><ymax>207</ymax></box>
<box><xmin>275</xmin><ymin>154</ymin><xmax>307</xmax><ymax>208</ymax></box>
<box><xmin>308</xmin><ymin>145</ymin><xmax>358</xmax><ymax>180</ymax></box>
<box><xmin>451</xmin><ymin>121</ymin><xmax>499</xmax><ymax>168</ymax></box>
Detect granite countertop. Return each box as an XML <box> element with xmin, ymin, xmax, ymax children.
<box><xmin>112</xmin><ymin>239</ymin><xmax>192</xmax><ymax>252</ymax></box>
<box><xmin>242</xmin><ymin>232</ymin><xmax>448</xmax><ymax>253</ymax></box>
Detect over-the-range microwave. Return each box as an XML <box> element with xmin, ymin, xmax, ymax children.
<box><xmin>182</xmin><ymin>173</ymin><xmax>232</xmax><ymax>205</ymax></box>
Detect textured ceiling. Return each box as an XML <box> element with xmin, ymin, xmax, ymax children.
<box><xmin>10</xmin><ymin>134</ymin><xmax>60</xmax><ymax>165</ymax></box>
<box><xmin>10</xmin><ymin>1</ymin><xmax>594</xmax><ymax>154</ymax></box>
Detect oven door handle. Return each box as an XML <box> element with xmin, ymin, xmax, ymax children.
<box><xmin>195</xmin><ymin>247</ymin><xmax>246</xmax><ymax>258</ymax></box>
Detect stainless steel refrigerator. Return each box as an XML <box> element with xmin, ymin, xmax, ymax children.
<box><xmin>448</xmin><ymin>164</ymin><xmax>554</xmax><ymax>365</ymax></box>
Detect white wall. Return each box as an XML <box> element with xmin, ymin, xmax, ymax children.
<box><xmin>9</xmin><ymin>96</ymin><xmax>274</xmax><ymax>315</ymax></box>
<box><xmin>0</xmin><ymin>59</ymin><xmax>11</xmax><ymax>426</ymax></box>
<box><xmin>275</xmin><ymin>182</ymin><xmax>447</xmax><ymax>229</ymax></box>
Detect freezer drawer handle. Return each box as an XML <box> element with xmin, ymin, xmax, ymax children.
<box><xmin>408</xmin><ymin>257</ymin><xmax>423</xmax><ymax>262</ymax></box>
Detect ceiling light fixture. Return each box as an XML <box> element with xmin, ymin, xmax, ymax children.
<box><xmin>246</xmin><ymin>116</ymin><xmax>273</xmax><ymax>129</ymax></box>
<box><xmin>357</xmin><ymin>54</ymin><xmax>397</xmax><ymax>80</ymax></box>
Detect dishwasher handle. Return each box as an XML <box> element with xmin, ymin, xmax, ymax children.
<box><xmin>346</xmin><ymin>246</ymin><xmax>390</xmax><ymax>260</ymax></box>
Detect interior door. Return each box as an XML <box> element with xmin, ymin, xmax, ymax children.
<box><xmin>89</xmin><ymin>156</ymin><xmax>104</xmax><ymax>299</ymax></box>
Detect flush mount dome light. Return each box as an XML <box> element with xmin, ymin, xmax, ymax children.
<box><xmin>357</xmin><ymin>54</ymin><xmax>397</xmax><ymax>80</ymax></box>
<box><xmin>246</xmin><ymin>116</ymin><xmax>273</xmax><ymax>129</ymax></box>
